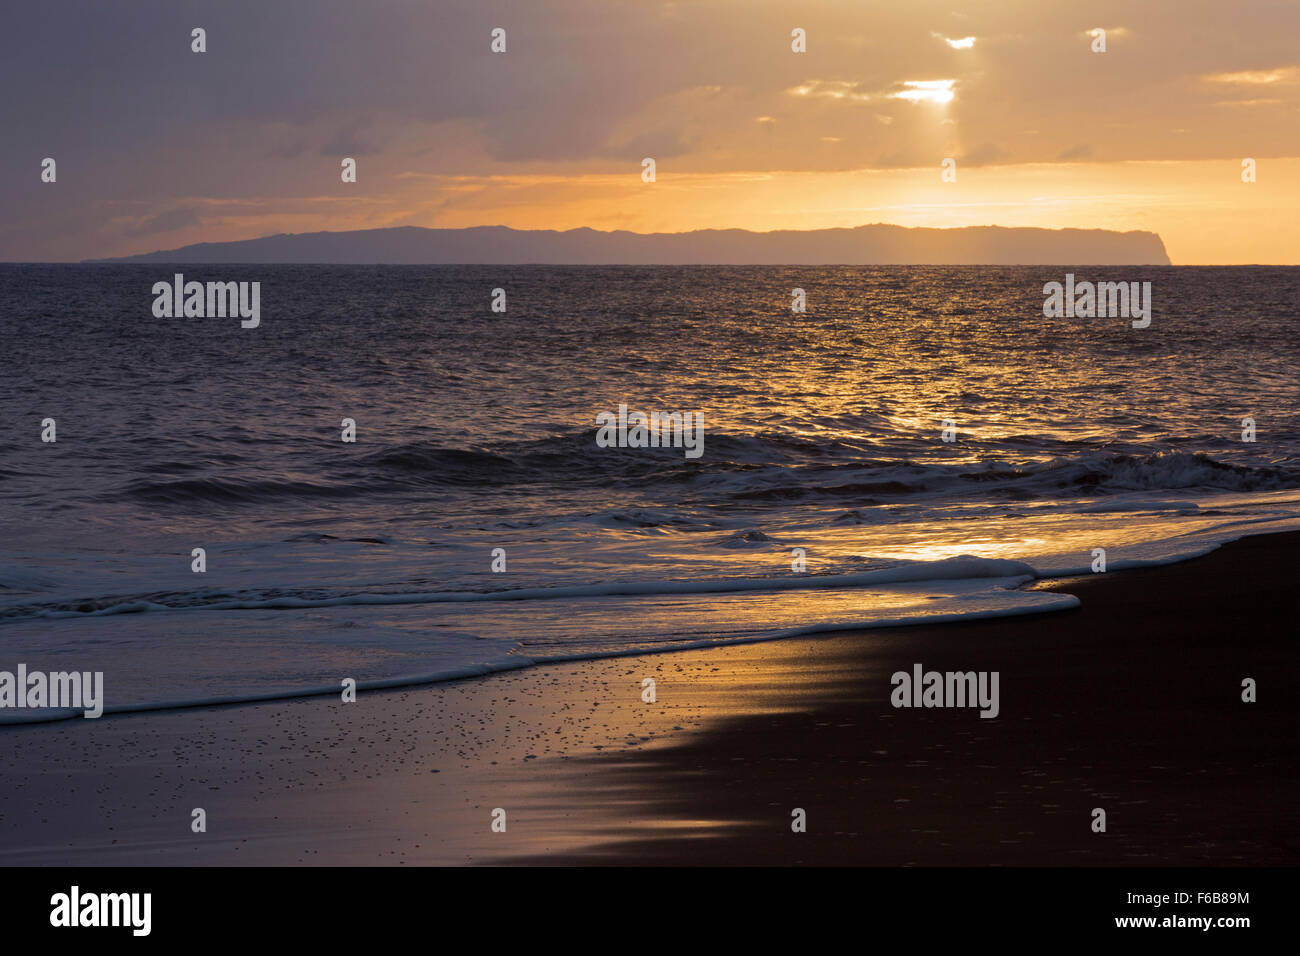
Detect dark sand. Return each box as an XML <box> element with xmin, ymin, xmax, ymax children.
<box><xmin>1</xmin><ymin>532</ymin><xmax>1295</xmax><ymax>866</ymax></box>
<box><xmin>508</xmin><ymin>530</ymin><xmax>1300</xmax><ymax>865</ymax></box>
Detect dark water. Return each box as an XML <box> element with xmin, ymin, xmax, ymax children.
<box><xmin>1</xmin><ymin>265</ymin><xmax>1298</xmax><ymax>719</ymax></box>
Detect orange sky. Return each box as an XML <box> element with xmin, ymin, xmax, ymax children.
<box><xmin>4</xmin><ymin>0</ymin><xmax>1299</xmax><ymax>263</ymax></box>
<box><xmin>187</xmin><ymin>157</ymin><xmax>1298</xmax><ymax>266</ymax></box>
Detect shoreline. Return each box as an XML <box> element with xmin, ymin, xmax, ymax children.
<box><xmin>7</xmin><ymin>532</ymin><xmax>1279</xmax><ymax>728</ymax></box>
<box><xmin>1</xmin><ymin>531</ymin><xmax>1296</xmax><ymax>865</ymax></box>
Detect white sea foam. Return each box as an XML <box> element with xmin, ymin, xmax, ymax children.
<box><xmin>2</xmin><ymin>483</ymin><xmax>1298</xmax><ymax>727</ymax></box>
<box><xmin>14</xmin><ymin>554</ymin><xmax>1038</xmax><ymax>620</ymax></box>
<box><xmin>0</xmin><ymin>577</ymin><xmax>1074</xmax><ymax>724</ymax></box>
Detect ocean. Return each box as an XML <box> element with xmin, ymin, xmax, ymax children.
<box><xmin>2</xmin><ymin>264</ymin><xmax>1299</xmax><ymax>721</ymax></box>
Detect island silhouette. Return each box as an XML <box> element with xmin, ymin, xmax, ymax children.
<box><xmin>86</xmin><ymin>223</ymin><xmax>1171</xmax><ymax>265</ymax></box>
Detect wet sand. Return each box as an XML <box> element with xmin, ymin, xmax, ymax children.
<box><xmin>2</xmin><ymin>532</ymin><xmax>1295</xmax><ymax>865</ymax></box>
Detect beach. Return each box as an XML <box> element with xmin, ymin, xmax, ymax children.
<box><xmin>2</xmin><ymin>530</ymin><xmax>1294</xmax><ymax>867</ymax></box>
<box><xmin>6</xmin><ymin>6</ymin><xmax>1300</xmax><ymax>935</ymax></box>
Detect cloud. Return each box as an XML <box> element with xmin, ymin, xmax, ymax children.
<box><xmin>787</xmin><ymin>77</ymin><xmax>956</xmax><ymax>109</ymax></box>
<box><xmin>890</xmin><ymin>80</ymin><xmax>956</xmax><ymax>104</ymax></box>
<box><xmin>1079</xmin><ymin>26</ymin><xmax>1130</xmax><ymax>39</ymax></box>
<box><xmin>932</xmin><ymin>33</ymin><xmax>976</xmax><ymax>50</ymax></box>
<box><xmin>1212</xmin><ymin>98</ymin><xmax>1282</xmax><ymax>107</ymax></box>
<box><xmin>322</xmin><ymin>119</ymin><xmax>384</xmax><ymax>157</ymax></box>
<box><xmin>960</xmin><ymin>143</ymin><xmax>1008</xmax><ymax>167</ymax></box>
<box><xmin>4</xmin><ymin>0</ymin><xmax>1300</xmax><ymax>260</ymax></box>
<box><xmin>1205</xmin><ymin>67</ymin><xmax>1300</xmax><ymax>85</ymax></box>
<box><xmin>787</xmin><ymin>80</ymin><xmax>875</xmax><ymax>103</ymax></box>
<box><xmin>124</xmin><ymin>206</ymin><xmax>200</xmax><ymax>237</ymax></box>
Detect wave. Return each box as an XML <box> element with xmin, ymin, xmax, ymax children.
<box><xmin>0</xmin><ymin>555</ymin><xmax>1037</xmax><ymax>622</ymax></box>
<box><xmin>1033</xmin><ymin>450</ymin><xmax>1294</xmax><ymax>492</ymax></box>
<box><xmin>0</xmin><ymin>586</ymin><xmax>1077</xmax><ymax>726</ymax></box>
<box><xmin>7</xmin><ymin>518</ymin><xmax>1300</xmax><ymax>726</ymax></box>
<box><xmin>111</xmin><ymin>431</ymin><xmax>1300</xmax><ymax>508</ymax></box>
<box><xmin>718</xmin><ymin>450</ymin><xmax>1300</xmax><ymax>503</ymax></box>
<box><xmin>120</xmin><ymin>475</ymin><xmax>364</xmax><ymax>505</ymax></box>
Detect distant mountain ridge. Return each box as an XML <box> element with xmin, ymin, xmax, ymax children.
<box><xmin>88</xmin><ymin>224</ymin><xmax>1172</xmax><ymax>265</ymax></box>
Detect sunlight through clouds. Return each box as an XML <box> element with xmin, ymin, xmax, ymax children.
<box><xmin>891</xmin><ymin>80</ymin><xmax>956</xmax><ymax>104</ymax></box>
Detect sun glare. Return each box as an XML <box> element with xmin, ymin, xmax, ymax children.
<box><xmin>892</xmin><ymin>79</ymin><xmax>956</xmax><ymax>104</ymax></box>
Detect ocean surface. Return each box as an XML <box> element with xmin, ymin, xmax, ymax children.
<box><xmin>2</xmin><ymin>264</ymin><xmax>1299</xmax><ymax>721</ymax></box>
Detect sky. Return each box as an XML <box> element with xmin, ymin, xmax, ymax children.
<box><xmin>2</xmin><ymin>0</ymin><xmax>1299</xmax><ymax>263</ymax></box>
